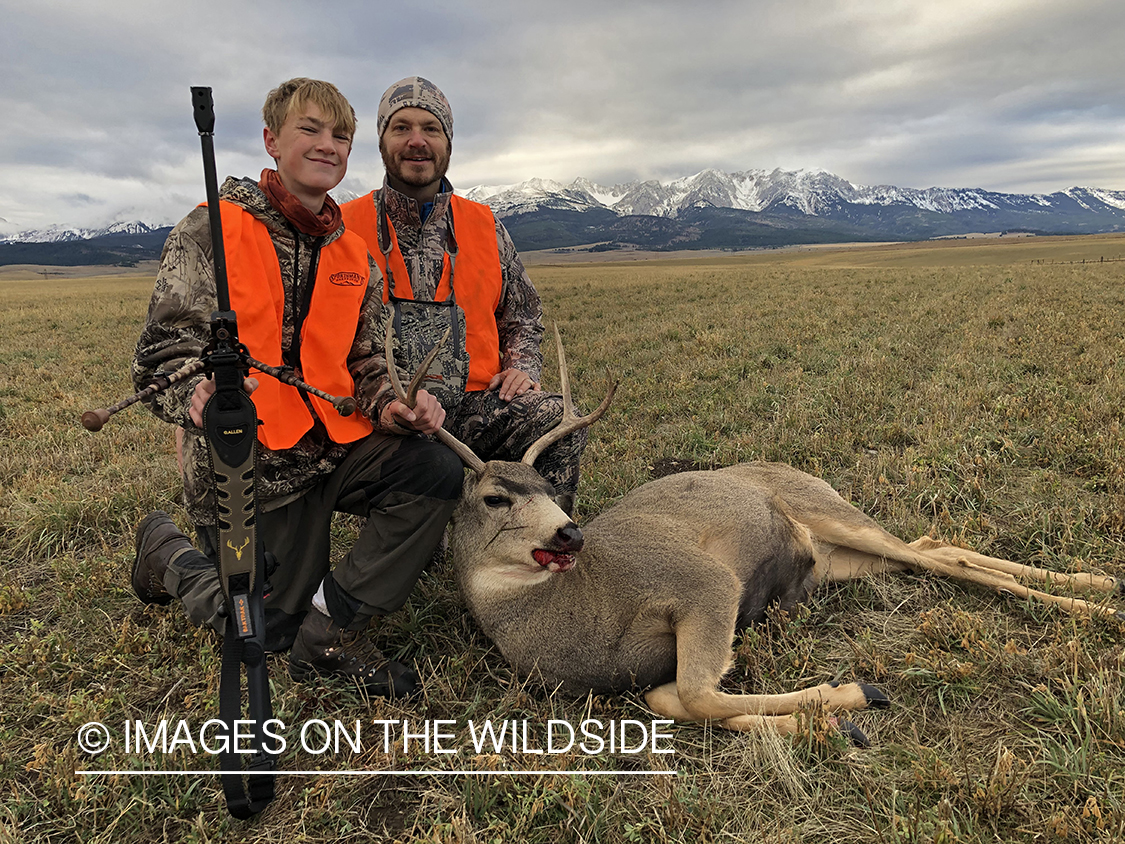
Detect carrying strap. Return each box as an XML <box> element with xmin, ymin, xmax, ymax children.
<box><xmin>204</xmin><ymin>359</ymin><xmax>277</xmax><ymax>817</ymax></box>
<box><xmin>219</xmin><ymin>613</ymin><xmax>275</xmax><ymax>818</ymax></box>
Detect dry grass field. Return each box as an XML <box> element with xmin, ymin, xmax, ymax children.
<box><xmin>1</xmin><ymin>234</ymin><xmax>1123</xmax><ymax>842</ymax></box>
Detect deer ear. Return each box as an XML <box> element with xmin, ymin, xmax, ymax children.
<box><xmin>555</xmin><ymin>492</ymin><xmax>575</xmax><ymax>519</ymax></box>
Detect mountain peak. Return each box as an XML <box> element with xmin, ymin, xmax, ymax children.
<box><xmin>0</xmin><ymin>219</ymin><xmax>162</xmax><ymax>244</ymax></box>
<box><xmin>6</xmin><ymin>168</ymin><xmax>1125</xmax><ymax>256</ymax></box>
<box><xmin>453</xmin><ymin>168</ymin><xmax>1125</xmax><ymax>227</ymax></box>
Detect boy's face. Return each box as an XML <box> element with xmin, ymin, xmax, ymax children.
<box><xmin>263</xmin><ymin>100</ymin><xmax>351</xmax><ymax>209</ymax></box>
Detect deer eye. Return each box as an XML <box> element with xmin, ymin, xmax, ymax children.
<box><xmin>483</xmin><ymin>495</ymin><xmax>510</xmax><ymax>509</ymax></box>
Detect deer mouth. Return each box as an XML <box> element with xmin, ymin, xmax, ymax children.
<box><xmin>532</xmin><ymin>549</ymin><xmax>575</xmax><ymax>572</ymax></box>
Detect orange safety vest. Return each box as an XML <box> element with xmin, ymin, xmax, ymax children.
<box><xmin>214</xmin><ymin>200</ymin><xmax>374</xmax><ymax>450</ymax></box>
<box><xmin>341</xmin><ymin>192</ymin><xmax>503</xmax><ymax>391</ymax></box>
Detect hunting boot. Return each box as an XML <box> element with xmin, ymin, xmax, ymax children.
<box><xmin>288</xmin><ymin>606</ymin><xmax>419</xmax><ymax>698</ymax></box>
<box><xmin>132</xmin><ymin>510</ymin><xmax>196</xmax><ymax>605</ymax></box>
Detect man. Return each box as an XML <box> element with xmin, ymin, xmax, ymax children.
<box><xmin>131</xmin><ymin>78</ymin><xmax>463</xmax><ymax>697</ymax></box>
<box><xmin>341</xmin><ymin>77</ymin><xmax>586</xmax><ymax>516</ymax></box>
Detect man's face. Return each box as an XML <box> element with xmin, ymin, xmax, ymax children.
<box><xmin>380</xmin><ymin>107</ymin><xmax>451</xmax><ymax>194</ymax></box>
<box><xmin>264</xmin><ymin>101</ymin><xmax>351</xmax><ymax>208</ymax></box>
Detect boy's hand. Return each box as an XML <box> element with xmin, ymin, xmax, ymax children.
<box><xmin>189</xmin><ymin>375</ymin><xmax>259</xmax><ymax>427</ymax></box>
<box><xmin>381</xmin><ymin>388</ymin><xmax>446</xmax><ymax>435</ymax></box>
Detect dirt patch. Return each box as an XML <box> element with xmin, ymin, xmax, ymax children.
<box><xmin>647</xmin><ymin>456</ymin><xmax>716</xmax><ymax>479</ymax></box>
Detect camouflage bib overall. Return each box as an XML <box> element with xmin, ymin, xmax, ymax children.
<box><xmin>377</xmin><ymin>192</ymin><xmax>471</xmax><ymax>415</ymax></box>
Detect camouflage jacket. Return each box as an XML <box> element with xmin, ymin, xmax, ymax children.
<box><xmin>349</xmin><ymin>179</ymin><xmax>545</xmax><ymax>426</ymax></box>
<box><xmin>133</xmin><ymin>177</ymin><xmax>389</xmax><ymax>526</ymax></box>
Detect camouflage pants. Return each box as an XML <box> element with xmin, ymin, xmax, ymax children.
<box><xmin>446</xmin><ymin>389</ymin><xmax>587</xmax><ymax>495</ymax></box>
<box><xmin>164</xmin><ymin>433</ymin><xmax>463</xmax><ymax>652</ymax></box>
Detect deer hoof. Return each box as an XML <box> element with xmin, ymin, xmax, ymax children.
<box><xmin>860</xmin><ymin>684</ymin><xmax>891</xmax><ymax>709</ymax></box>
<box><xmin>837</xmin><ymin>719</ymin><xmax>870</xmax><ymax>748</ymax></box>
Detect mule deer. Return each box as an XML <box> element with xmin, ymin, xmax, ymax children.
<box><xmin>388</xmin><ymin>326</ymin><xmax>1123</xmax><ymax>739</ymax></box>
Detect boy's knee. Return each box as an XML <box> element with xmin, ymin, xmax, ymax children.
<box><xmin>426</xmin><ymin>444</ymin><xmax>467</xmax><ymax>500</ymax></box>
<box><xmin>397</xmin><ymin>440</ymin><xmax>465</xmax><ymax>500</ymax></box>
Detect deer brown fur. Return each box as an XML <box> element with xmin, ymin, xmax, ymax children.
<box><xmin>390</xmin><ymin>326</ymin><xmax>1124</xmax><ymax>737</ymax></box>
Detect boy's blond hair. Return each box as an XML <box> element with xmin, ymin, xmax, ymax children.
<box><xmin>262</xmin><ymin>78</ymin><xmax>357</xmax><ymax>141</ymax></box>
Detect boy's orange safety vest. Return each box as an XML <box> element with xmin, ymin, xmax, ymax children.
<box><xmin>215</xmin><ymin>200</ymin><xmax>374</xmax><ymax>450</ymax></box>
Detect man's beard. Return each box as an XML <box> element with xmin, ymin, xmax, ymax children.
<box><xmin>381</xmin><ymin>143</ymin><xmax>450</xmax><ymax>190</ymax></box>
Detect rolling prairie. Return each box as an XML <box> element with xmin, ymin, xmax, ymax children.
<box><xmin>1</xmin><ymin>235</ymin><xmax>1123</xmax><ymax>842</ymax></box>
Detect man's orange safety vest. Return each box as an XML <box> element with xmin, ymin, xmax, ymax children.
<box><xmin>341</xmin><ymin>192</ymin><xmax>503</xmax><ymax>391</ymax></box>
<box><xmin>215</xmin><ymin>200</ymin><xmax>374</xmax><ymax>450</ymax></box>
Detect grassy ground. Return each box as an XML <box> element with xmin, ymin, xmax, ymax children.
<box><xmin>1</xmin><ymin>236</ymin><xmax>1124</xmax><ymax>842</ymax></box>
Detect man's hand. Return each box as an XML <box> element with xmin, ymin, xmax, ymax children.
<box><xmin>488</xmin><ymin>369</ymin><xmax>540</xmax><ymax>402</ymax></box>
<box><xmin>380</xmin><ymin>388</ymin><xmax>446</xmax><ymax>435</ymax></box>
<box><xmin>189</xmin><ymin>375</ymin><xmax>259</xmax><ymax>427</ymax></box>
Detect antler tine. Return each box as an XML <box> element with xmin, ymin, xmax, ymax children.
<box><xmin>384</xmin><ymin>321</ymin><xmax>486</xmax><ymax>474</ymax></box>
<box><xmin>522</xmin><ymin>323</ymin><xmax>618</xmax><ymax>467</ymax></box>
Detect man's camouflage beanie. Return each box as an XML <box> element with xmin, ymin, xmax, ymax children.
<box><xmin>377</xmin><ymin>77</ymin><xmax>453</xmax><ymax>141</ymax></box>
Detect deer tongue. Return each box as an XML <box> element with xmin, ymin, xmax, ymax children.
<box><xmin>532</xmin><ymin>549</ymin><xmax>575</xmax><ymax>572</ymax></box>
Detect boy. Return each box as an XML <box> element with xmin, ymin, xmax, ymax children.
<box><xmin>131</xmin><ymin>78</ymin><xmax>462</xmax><ymax>697</ymax></box>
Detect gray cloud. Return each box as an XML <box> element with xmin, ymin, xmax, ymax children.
<box><xmin>1</xmin><ymin>0</ymin><xmax>1123</xmax><ymax>230</ymax></box>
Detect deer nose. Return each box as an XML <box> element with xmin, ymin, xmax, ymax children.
<box><xmin>555</xmin><ymin>523</ymin><xmax>584</xmax><ymax>552</ymax></box>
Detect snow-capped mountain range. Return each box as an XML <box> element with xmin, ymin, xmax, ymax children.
<box><xmin>4</xmin><ymin>168</ymin><xmax>1125</xmax><ymax>256</ymax></box>
<box><xmin>459</xmin><ymin>168</ymin><xmax>1125</xmax><ymax>251</ymax></box>
<box><xmin>0</xmin><ymin>219</ymin><xmax>165</xmax><ymax>244</ymax></box>
<box><xmin>461</xmin><ymin>168</ymin><xmax>1125</xmax><ymax>221</ymax></box>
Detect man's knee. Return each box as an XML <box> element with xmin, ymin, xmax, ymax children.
<box><xmin>523</xmin><ymin>394</ymin><xmax>585</xmax><ymax>450</ymax></box>
<box><xmin>523</xmin><ymin>391</ymin><xmax>564</xmax><ymax>419</ymax></box>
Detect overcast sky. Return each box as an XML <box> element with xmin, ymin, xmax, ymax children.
<box><xmin>3</xmin><ymin>0</ymin><xmax>1124</xmax><ymax>232</ymax></box>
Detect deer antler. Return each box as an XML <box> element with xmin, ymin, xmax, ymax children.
<box><xmin>521</xmin><ymin>324</ymin><xmax>617</xmax><ymax>467</ymax></box>
<box><xmin>384</xmin><ymin>322</ymin><xmax>487</xmax><ymax>473</ymax></box>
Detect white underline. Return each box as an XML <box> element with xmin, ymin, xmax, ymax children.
<box><xmin>78</xmin><ymin>769</ymin><xmax>677</xmax><ymax>777</ymax></box>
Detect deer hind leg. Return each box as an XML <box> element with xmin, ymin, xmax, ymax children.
<box><xmin>816</xmin><ymin>543</ymin><xmax>915</xmax><ymax>583</ymax></box>
<box><xmin>908</xmin><ymin>536</ymin><xmax>1123</xmax><ymax>596</ymax></box>
<box><xmin>812</xmin><ymin>525</ymin><xmax>1122</xmax><ymax>619</ymax></box>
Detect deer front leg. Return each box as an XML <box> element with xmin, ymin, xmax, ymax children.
<box><xmin>646</xmin><ymin>678</ymin><xmax>886</xmax><ymax>722</ymax></box>
<box><xmin>647</xmin><ymin>677</ymin><xmax>884</xmax><ymax>746</ymax></box>
<box><xmin>719</xmin><ymin>712</ymin><xmax>875</xmax><ymax>747</ymax></box>
<box><xmin>646</xmin><ymin>608</ymin><xmax>888</xmax><ymax>724</ymax></box>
